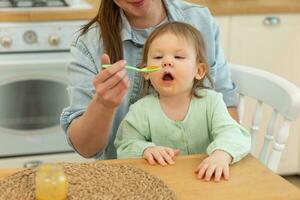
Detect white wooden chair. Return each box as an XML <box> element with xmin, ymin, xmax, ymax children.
<box><xmin>230</xmin><ymin>64</ymin><xmax>300</xmax><ymax>172</ymax></box>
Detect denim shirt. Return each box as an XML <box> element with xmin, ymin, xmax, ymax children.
<box><xmin>60</xmin><ymin>0</ymin><xmax>238</xmax><ymax>160</ymax></box>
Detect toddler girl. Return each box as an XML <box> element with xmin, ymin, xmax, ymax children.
<box><xmin>114</xmin><ymin>22</ymin><xmax>250</xmax><ymax>182</ymax></box>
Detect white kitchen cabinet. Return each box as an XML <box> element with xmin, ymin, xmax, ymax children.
<box><xmin>228</xmin><ymin>14</ymin><xmax>300</xmax><ymax>175</ymax></box>
<box><xmin>229</xmin><ymin>14</ymin><xmax>300</xmax><ymax>86</ymax></box>
<box><xmin>0</xmin><ymin>152</ymin><xmax>93</xmax><ymax>168</ymax></box>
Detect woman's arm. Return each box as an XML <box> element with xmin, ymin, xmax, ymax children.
<box><xmin>208</xmin><ymin>12</ymin><xmax>239</xmax><ymax>112</ymax></box>
<box><xmin>68</xmin><ymin>97</ymin><xmax>117</xmax><ymax>158</ymax></box>
<box><xmin>211</xmin><ymin>17</ymin><xmax>240</xmax><ymax>123</ymax></box>
<box><xmin>68</xmin><ymin>54</ymin><xmax>129</xmax><ymax>158</ymax></box>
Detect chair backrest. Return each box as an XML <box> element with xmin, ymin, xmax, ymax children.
<box><xmin>230</xmin><ymin>64</ymin><xmax>300</xmax><ymax>172</ymax></box>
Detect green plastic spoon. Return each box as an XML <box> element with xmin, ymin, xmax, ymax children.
<box><xmin>102</xmin><ymin>64</ymin><xmax>161</xmax><ymax>72</ymax></box>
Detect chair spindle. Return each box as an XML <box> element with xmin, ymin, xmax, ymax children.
<box><xmin>237</xmin><ymin>94</ymin><xmax>245</xmax><ymax>124</ymax></box>
<box><xmin>267</xmin><ymin>120</ymin><xmax>291</xmax><ymax>171</ymax></box>
<box><xmin>250</xmin><ymin>100</ymin><xmax>263</xmax><ymax>154</ymax></box>
<box><xmin>258</xmin><ymin>109</ymin><xmax>278</xmax><ymax>164</ymax></box>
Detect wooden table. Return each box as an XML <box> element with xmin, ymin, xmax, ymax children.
<box><xmin>1</xmin><ymin>154</ymin><xmax>300</xmax><ymax>200</ymax></box>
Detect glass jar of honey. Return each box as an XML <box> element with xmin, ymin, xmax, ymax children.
<box><xmin>35</xmin><ymin>163</ymin><xmax>68</xmax><ymax>200</ymax></box>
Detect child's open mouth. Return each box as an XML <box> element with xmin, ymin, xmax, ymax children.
<box><xmin>162</xmin><ymin>71</ymin><xmax>174</xmax><ymax>81</ymax></box>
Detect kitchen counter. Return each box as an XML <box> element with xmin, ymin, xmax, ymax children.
<box><xmin>187</xmin><ymin>0</ymin><xmax>300</xmax><ymax>15</ymax></box>
<box><xmin>0</xmin><ymin>0</ymin><xmax>299</xmax><ymax>22</ymax></box>
<box><xmin>0</xmin><ymin>0</ymin><xmax>100</xmax><ymax>22</ymax></box>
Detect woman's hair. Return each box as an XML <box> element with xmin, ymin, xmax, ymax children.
<box><xmin>81</xmin><ymin>1</ymin><xmax>123</xmax><ymax>63</ymax></box>
<box><xmin>139</xmin><ymin>21</ymin><xmax>214</xmax><ymax>98</ymax></box>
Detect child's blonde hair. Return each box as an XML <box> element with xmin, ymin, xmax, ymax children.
<box><xmin>139</xmin><ymin>21</ymin><xmax>213</xmax><ymax>98</ymax></box>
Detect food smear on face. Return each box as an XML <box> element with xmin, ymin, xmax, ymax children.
<box><xmin>145</xmin><ymin>66</ymin><xmax>161</xmax><ymax>72</ymax></box>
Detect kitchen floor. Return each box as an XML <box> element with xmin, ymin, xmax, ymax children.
<box><xmin>283</xmin><ymin>175</ymin><xmax>300</xmax><ymax>188</ymax></box>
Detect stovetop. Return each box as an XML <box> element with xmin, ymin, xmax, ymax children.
<box><xmin>0</xmin><ymin>0</ymin><xmax>68</xmax><ymax>8</ymax></box>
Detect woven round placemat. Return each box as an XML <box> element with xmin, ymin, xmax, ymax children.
<box><xmin>0</xmin><ymin>162</ymin><xmax>176</xmax><ymax>200</ymax></box>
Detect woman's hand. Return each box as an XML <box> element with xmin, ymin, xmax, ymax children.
<box><xmin>194</xmin><ymin>150</ymin><xmax>232</xmax><ymax>182</ymax></box>
<box><xmin>143</xmin><ymin>146</ymin><xmax>180</xmax><ymax>166</ymax></box>
<box><xmin>93</xmin><ymin>54</ymin><xmax>130</xmax><ymax>108</ymax></box>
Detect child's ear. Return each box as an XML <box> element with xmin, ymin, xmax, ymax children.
<box><xmin>195</xmin><ymin>63</ymin><xmax>206</xmax><ymax>80</ymax></box>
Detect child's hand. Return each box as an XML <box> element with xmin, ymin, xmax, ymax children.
<box><xmin>143</xmin><ymin>146</ymin><xmax>180</xmax><ymax>166</ymax></box>
<box><xmin>194</xmin><ymin>150</ymin><xmax>232</xmax><ymax>182</ymax></box>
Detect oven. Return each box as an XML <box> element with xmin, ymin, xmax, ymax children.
<box><xmin>0</xmin><ymin>20</ymin><xmax>87</xmax><ymax>158</ymax></box>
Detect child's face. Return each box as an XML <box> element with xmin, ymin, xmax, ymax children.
<box><xmin>144</xmin><ymin>32</ymin><xmax>205</xmax><ymax>98</ymax></box>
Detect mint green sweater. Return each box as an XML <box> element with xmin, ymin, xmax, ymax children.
<box><xmin>114</xmin><ymin>90</ymin><xmax>251</xmax><ymax>163</ymax></box>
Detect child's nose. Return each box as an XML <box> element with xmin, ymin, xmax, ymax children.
<box><xmin>163</xmin><ymin>63</ymin><xmax>172</xmax><ymax>67</ymax></box>
<box><xmin>162</xmin><ymin>59</ymin><xmax>174</xmax><ymax>67</ymax></box>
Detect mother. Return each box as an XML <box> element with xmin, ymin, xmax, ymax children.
<box><xmin>60</xmin><ymin>0</ymin><xmax>239</xmax><ymax>159</ymax></box>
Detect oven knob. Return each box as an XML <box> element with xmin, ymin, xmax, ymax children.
<box><xmin>48</xmin><ymin>35</ymin><xmax>60</xmax><ymax>46</ymax></box>
<box><xmin>23</xmin><ymin>30</ymin><xmax>37</xmax><ymax>44</ymax></box>
<box><xmin>0</xmin><ymin>36</ymin><xmax>12</xmax><ymax>48</ymax></box>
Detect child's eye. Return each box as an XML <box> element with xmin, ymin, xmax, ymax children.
<box><xmin>174</xmin><ymin>56</ymin><xmax>185</xmax><ymax>59</ymax></box>
<box><xmin>153</xmin><ymin>56</ymin><xmax>162</xmax><ymax>59</ymax></box>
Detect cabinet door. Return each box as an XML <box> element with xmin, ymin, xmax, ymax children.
<box><xmin>215</xmin><ymin>16</ymin><xmax>230</xmax><ymax>58</ymax></box>
<box><xmin>230</xmin><ymin>14</ymin><xmax>300</xmax><ymax>86</ymax></box>
<box><xmin>229</xmin><ymin>14</ymin><xmax>300</xmax><ymax>174</ymax></box>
